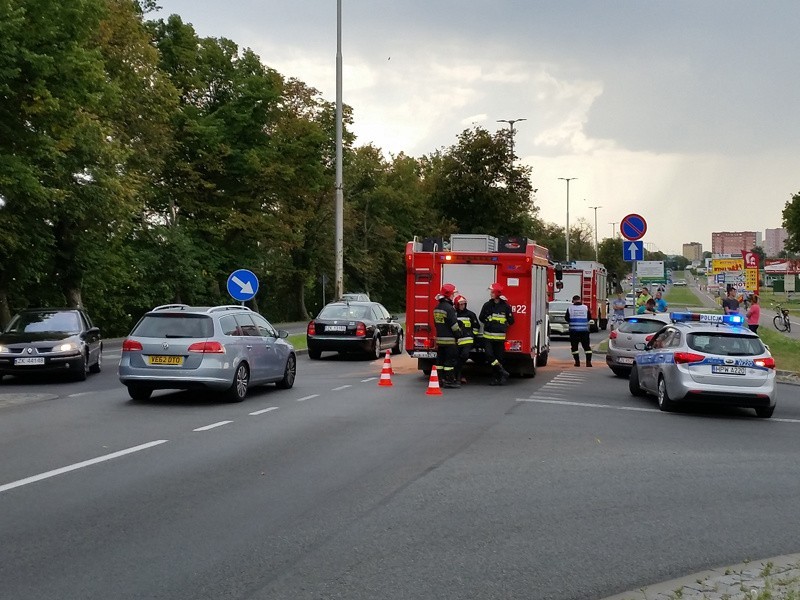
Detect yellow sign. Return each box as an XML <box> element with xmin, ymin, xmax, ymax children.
<box><xmin>711</xmin><ymin>259</ymin><xmax>758</xmax><ymax>292</ymax></box>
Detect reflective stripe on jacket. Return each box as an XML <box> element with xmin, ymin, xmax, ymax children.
<box><xmin>479</xmin><ymin>299</ymin><xmax>514</xmax><ymax>341</ymax></box>
<box><xmin>433</xmin><ymin>298</ymin><xmax>461</xmax><ymax>345</ymax></box>
<box><xmin>455</xmin><ymin>310</ymin><xmax>479</xmax><ymax>345</ymax></box>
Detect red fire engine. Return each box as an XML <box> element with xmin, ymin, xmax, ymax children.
<box><xmin>552</xmin><ymin>261</ymin><xmax>608</xmax><ymax>331</ymax></box>
<box><xmin>405</xmin><ymin>234</ymin><xmax>555</xmax><ymax>377</ymax></box>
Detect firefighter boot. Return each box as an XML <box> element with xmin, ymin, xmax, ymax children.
<box><xmin>585</xmin><ymin>353</ymin><xmax>593</xmax><ymax>367</ymax></box>
<box><xmin>443</xmin><ymin>371</ymin><xmax>460</xmax><ymax>389</ymax></box>
<box><xmin>573</xmin><ymin>353</ymin><xmax>580</xmax><ymax>367</ymax></box>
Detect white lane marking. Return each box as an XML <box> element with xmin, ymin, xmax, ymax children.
<box><xmin>0</xmin><ymin>440</ymin><xmax>168</xmax><ymax>494</ymax></box>
<box><xmin>772</xmin><ymin>418</ymin><xmax>800</xmax><ymax>424</ymax></box>
<box><xmin>67</xmin><ymin>392</ymin><xmax>93</xmax><ymax>398</ymax></box>
<box><xmin>193</xmin><ymin>421</ymin><xmax>233</xmax><ymax>432</ymax></box>
<box><xmin>544</xmin><ymin>382</ymin><xmax>583</xmax><ymax>387</ymax></box>
<box><xmin>296</xmin><ymin>394</ymin><xmax>319</xmax><ymax>402</ymax></box>
<box><xmin>518</xmin><ymin>398</ymin><xmax>659</xmax><ymax>413</ymax></box>
<box><xmin>526</xmin><ymin>395</ymin><xmax>577</xmax><ymax>401</ymax></box>
<box><xmin>361</xmin><ymin>377</ymin><xmax>378</xmax><ymax>382</ymax></box>
<box><xmin>331</xmin><ymin>385</ymin><xmax>352</xmax><ymax>391</ymax></box>
<box><xmin>249</xmin><ymin>407</ymin><xmax>279</xmax><ymax>416</ymax></box>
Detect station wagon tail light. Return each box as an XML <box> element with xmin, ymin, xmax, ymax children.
<box><xmin>674</xmin><ymin>352</ymin><xmax>705</xmax><ymax>364</ymax></box>
<box><xmin>609</xmin><ymin>330</ymin><xmax>617</xmax><ymax>340</ymax></box>
<box><xmin>355</xmin><ymin>322</ymin><xmax>367</xmax><ymax>337</ymax></box>
<box><xmin>307</xmin><ymin>321</ymin><xmax>316</xmax><ymax>336</ymax></box>
<box><xmin>187</xmin><ymin>341</ymin><xmax>224</xmax><ymax>353</ymax></box>
<box><xmin>754</xmin><ymin>357</ymin><xmax>775</xmax><ymax>369</ymax></box>
<box><xmin>122</xmin><ymin>339</ymin><xmax>143</xmax><ymax>352</ymax></box>
<box><xmin>505</xmin><ymin>340</ymin><xmax>522</xmax><ymax>352</ymax></box>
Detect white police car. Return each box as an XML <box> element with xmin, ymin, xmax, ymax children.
<box><xmin>628</xmin><ymin>313</ymin><xmax>777</xmax><ymax>418</ymax></box>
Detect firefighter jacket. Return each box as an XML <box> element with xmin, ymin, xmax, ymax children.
<box><xmin>433</xmin><ymin>297</ymin><xmax>462</xmax><ymax>345</ymax></box>
<box><xmin>479</xmin><ymin>298</ymin><xmax>515</xmax><ymax>341</ymax></box>
<box><xmin>455</xmin><ymin>308</ymin><xmax>479</xmax><ymax>346</ymax></box>
<box><xmin>565</xmin><ymin>303</ymin><xmax>591</xmax><ymax>333</ymax></box>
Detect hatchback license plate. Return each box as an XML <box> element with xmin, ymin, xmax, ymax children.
<box><xmin>326</xmin><ymin>325</ymin><xmax>346</xmax><ymax>332</ymax></box>
<box><xmin>149</xmin><ymin>355</ymin><xmax>183</xmax><ymax>366</ymax></box>
<box><xmin>712</xmin><ymin>365</ymin><xmax>746</xmax><ymax>375</ymax></box>
<box><xmin>14</xmin><ymin>357</ymin><xmax>45</xmax><ymax>366</ymax></box>
<box><xmin>616</xmin><ymin>357</ymin><xmax>634</xmax><ymax>364</ymax></box>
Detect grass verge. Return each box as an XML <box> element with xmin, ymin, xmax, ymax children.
<box><xmin>759</xmin><ymin>327</ymin><xmax>800</xmax><ymax>373</ymax></box>
<box><xmin>664</xmin><ymin>286</ymin><xmax>702</xmax><ymax>307</ymax></box>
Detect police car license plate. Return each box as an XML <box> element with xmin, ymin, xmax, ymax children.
<box><xmin>326</xmin><ymin>325</ymin><xmax>346</xmax><ymax>332</ymax></box>
<box><xmin>616</xmin><ymin>357</ymin><xmax>634</xmax><ymax>365</ymax></box>
<box><xmin>14</xmin><ymin>357</ymin><xmax>45</xmax><ymax>365</ymax></box>
<box><xmin>712</xmin><ymin>365</ymin><xmax>746</xmax><ymax>375</ymax></box>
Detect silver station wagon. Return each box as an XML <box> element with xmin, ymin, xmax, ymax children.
<box><xmin>119</xmin><ymin>305</ymin><xmax>296</xmax><ymax>402</ymax></box>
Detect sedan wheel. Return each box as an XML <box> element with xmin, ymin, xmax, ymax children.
<box><xmin>73</xmin><ymin>354</ymin><xmax>89</xmax><ymax>382</ymax></box>
<box><xmin>89</xmin><ymin>350</ymin><xmax>102</xmax><ymax>374</ymax></box>
<box><xmin>755</xmin><ymin>406</ymin><xmax>775</xmax><ymax>418</ymax></box>
<box><xmin>371</xmin><ymin>336</ymin><xmax>382</xmax><ymax>360</ymax></box>
<box><xmin>391</xmin><ymin>331</ymin><xmax>404</xmax><ymax>355</ymax></box>
<box><xmin>657</xmin><ymin>377</ymin><xmax>675</xmax><ymax>412</ymax></box>
<box><xmin>628</xmin><ymin>366</ymin><xmax>645</xmax><ymax>397</ymax></box>
<box><xmin>127</xmin><ymin>385</ymin><xmax>152</xmax><ymax>401</ymax></box>
<box><xmin>226</xmin><ymin>363</ymin><xmax>249</xmax><ymax>402</ymax></box>
<box><xmin>276</xmin><ymin>354</ymin><xmax>296</xmax><ymax>389</ymax></box>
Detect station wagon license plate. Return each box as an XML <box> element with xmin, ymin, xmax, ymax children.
<box><xmin>326</xmin><ymin>325</ymin><xmax>346</xmax><ymax>332</ymax></box>
<box><xmin>14</xmin><ymin>357</ymin><xmax>45</xmax><ymax>366</ymax></box>
<box><xmin>712</xmin><ymin>365</ymin><xmax>746</xmax><ymax>375</ymax></box>
<box><xmin>149</xmin><ymin>355</ymin><xmax>183</xmax><ymax>366</ymax></box>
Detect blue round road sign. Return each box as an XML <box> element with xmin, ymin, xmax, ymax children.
<box><xmin>620</xmin><ymin>213</ymin><xmax>647</xmax><ymax>241</ymax></box>
<box><xmin>227</xmin><ymin>269</ymin><xmax>259</xmax><ymax>302</ymax></box>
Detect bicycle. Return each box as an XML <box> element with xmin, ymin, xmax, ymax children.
<box><xmin>772</xmin><ymin>303</ymin><xmax>792</xmax><ymax>333</ymax></box>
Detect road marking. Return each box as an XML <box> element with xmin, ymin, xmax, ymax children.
<box><xmin>249</xmin><ymin>407</ymin><xmax>279</xmax><ymax>415</ymax></box>
<box><xmin>361</xmin><ymin>377</ymin><xmax>378</xmax><ymax>382</ymax></box>
<box><xmin>193</xmin><ymin>421</ymin><xmax>233</xmax><ymax>431</ymax></box>
<box><xmin>331</xmin><ymin>385</ymin><xmax>352</xmax><ymax>391</ymax></box>
<box><xmin>0</xmin><ymin>440</ymin><xmax>168</xmax><ymax>494</ymax></box>
<box><xmin>518</xmin><ymin>398</ymin><xmax>659</xmax><ymax>413</ymax></box>
<box><xmin>772</xmin><ymin>418</ymin><xmax>800</xmax><ymax>424</ymax></box>
<box><xmin>296</xmin><ymin>394</ymin><xmax>319</xmax><ymax>402</ymax></box>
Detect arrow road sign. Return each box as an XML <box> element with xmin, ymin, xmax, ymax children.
<box><xmin>623</xmin><ymin>240</ymin><xmax>644</xmax><ymax>262</ymax></box>
<box><xmin>620</xmin><ymin>214</ymin><xmax>647</xmax><ymax>241</ymax></box>
<box><xmin>227</xmin><ymin>269</ymin><xmax>259</xmax><ymax>302</ymax></box>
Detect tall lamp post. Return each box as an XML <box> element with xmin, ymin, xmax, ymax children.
<box><xmin>587</xmin><ymin>204</ymin><xmax>602</xmax><ymax>261</ymax></box>
<box><xmin>558</xmin><ymin>177</ymin><xmax>577</xmax><ymax>262</ymax></box>
<box><xmin>497</xmin><ymin>118</ymin><xmax>526</xmax><ymax>163</ymax></box>
<box><xmin>334</xmin><ymin>0</ymin><xmax>344</xmax><ymax>299</ymax></box>
<box><xmin>609</xmin><ymin>222</ymin><xmax>619</xmax><ymax>239</ymax></box>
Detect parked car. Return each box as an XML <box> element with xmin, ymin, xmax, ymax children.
<box><xmin>307</xmin><ymin>300</ymin><xmax>403</xmax><ymax>360</ymax></box>
<box><xmin>605</xmin><ymin>313</ymin><xmax>672</xmax><ymax>377</ymax></box>
<box><xmin>629</xmin><ymin>313</ymin><xmax>776</xmax><ymax>418</ymax></box>
<box><xmin>625</xmin><ymin>293</ymin><xmax>636</xmax><ymax>308</ymax></box>
<box><xmin>0</xmin><ymin>308</ymin><xmax>102</xmax><ymax>382</ymax></box>
<box><xmin>118</xmin><ymin>304</ymin><xmax>295</xmax><ymax>402</ymax></box>
<box><xmin>673</xmin><ymin>279</ymin><xmax>687</xmax><ymax>286</ymax></box>
<box><xmin>547</xmin><ymin>300</ymin><xmax>573</xmax><ymax>338</ymax></box>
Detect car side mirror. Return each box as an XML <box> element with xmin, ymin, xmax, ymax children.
<box><xmin>634</xmin><ymin>342</ymin><xmax>648</xmax><ymax>351</ymax></box>
<box><xmin>278</xmin><ymin>329</ymin><xmax>289</xmax><ymax>339</ymax></box>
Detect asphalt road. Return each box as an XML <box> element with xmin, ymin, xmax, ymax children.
<box><xmin>1</xmin><ymin>336</ymin><xmax>799</xmax><ymax>600</ymax></box>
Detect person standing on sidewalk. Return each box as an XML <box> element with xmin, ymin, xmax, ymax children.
<box><xmin>746</xmin><ymin>294</ymin><xmax>761</xmax><ymax>333</ymax></box>
<box><xmin>610</xmin><ymin>292</ymin><xmax>626</xmax><ymax>329</ymax></box>
<box><xmin>479</xmin><ymin>283</ymin><xmax>514</xmax><ymax>385</ymax></box>
<box><xmin>565</xmin><ymin>294</ymin><xmax>593</xmax><ymax>367</ymax></box>
<box><xmin>722</xmin><ymin>286</ymin><xmax>740</xmax><ymax>315</ymax></box>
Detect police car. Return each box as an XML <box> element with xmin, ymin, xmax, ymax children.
<box><xmin>628</xmin><ymin>313</ymin><xmax>777</xmax><ymax>418</ymax></box>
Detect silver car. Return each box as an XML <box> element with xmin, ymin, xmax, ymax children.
<box><xmin>118</xmin><ymin>305</ymin><xmax>296</xmax><ymax>402</ymax></box>
<box><xmin>606</xmin><ymin>313</ymin><xmax>672</xmax><ymax>377</ymax></box>
<box><xmin>628</xmin><ymin>313</ymin><xmax>776</xmax><ymax>418</ymax></box>
<box><xmin>547</xmin><ymin>300</ymin><xmax>573</xmax><ymax>338</ymax></box>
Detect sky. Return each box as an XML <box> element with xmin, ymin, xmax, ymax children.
<box><xmin>149</xmin><ymin>0</ymin><xmax>800</xmax><ymax>255</ymax></box>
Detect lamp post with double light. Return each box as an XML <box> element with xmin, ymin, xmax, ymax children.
<box><xmin>558</xmin><ymin>177</ymin><xmax>577</xmax><ymax>262</ymax></box>
<box><xmin>587</xmin><ymin>204</ymin><xmax>602</xmax><ymax>261</ymax></box>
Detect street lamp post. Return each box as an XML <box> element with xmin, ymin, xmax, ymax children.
<box><xmin>497</xmin><ymin>118</ymin><xmax>526</xmax><ymax>163</ymax></box>
<box><xmin>609</xmin><ymin>222</ymin><xmax>619</xmax><ymax>239</ymax></box>
<box><xmin>587</xmin><ymin>204</ymin><xmax>602</xmax><ymax>262</ymax></box>
<box><xmin>558</xmin><ymin>177</ymin><xmax>576</xmax><ymax>262</ymax></box>
<box><xmin>334</xmin><ymin>0</ymin><xmax>344</xmax><ymax>299</ymax></box>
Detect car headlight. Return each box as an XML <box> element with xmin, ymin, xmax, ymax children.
<box><xmin>58</xmin><ymin>342</ymin><xmax>78</xmax><ymax>352</ymax></box>
<box><xmin>0</xmin><ymin>345</ymin><xmax>8</xmax><ymax>353</ymax></box>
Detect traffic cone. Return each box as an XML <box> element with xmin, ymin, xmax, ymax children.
<box><xmin>426</xmin><ymin>365</ymin><xmax>443</xmax><ymax>396</ymax></box>
<box><xmin>378</xmin><ymin>355</ymin><xmax>393</xmax><ymax>387</ymax></box>
<box><xmin>384</xmin><ymin>349</ymin><xmax>394</xmax><ymax>375</ymax></box>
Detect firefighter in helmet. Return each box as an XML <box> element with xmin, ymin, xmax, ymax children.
<box><xmin>479</xmin><ymin>282</ymin><xmax>514</xmax><ymax>385</ymax></box>
<box><xmin>453</xmin><ymin>295</ymin><xmax>479</xmax><ymax>384</ymax></box>
<box><xmin>433</xmin><ymin>283</ymin><xmax>462</xmax><ymax>388</ymax></box>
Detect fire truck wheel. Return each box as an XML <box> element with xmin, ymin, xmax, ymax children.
<box><xmin>536</xmin><ymin>350</ymin><xmax>549</xmax><ymax>367</ymax></box>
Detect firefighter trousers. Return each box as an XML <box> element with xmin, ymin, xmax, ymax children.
<box><xmin>484</xmin><ymin>339</ymin><xmax>509</xmax><ymax>381</ymax></box>
<box><xmin>569</xmin><ymin>331</ymin><xmax>592</xmax><ymax>366</ymax></box>
<box><xmin>437</xmin><ymin>343</ymin><xmax>459</xmax><ymax>383</ymax></box>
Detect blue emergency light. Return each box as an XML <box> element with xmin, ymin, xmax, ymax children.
<box><xmin>669</xmin><ymin>312</ymin><xmax>745</xmax><ymax>326</ymax></box>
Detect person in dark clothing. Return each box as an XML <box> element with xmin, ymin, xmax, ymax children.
<box><xmin>433</xmin><ymin>283</ymin><xmax>462</xmax><ymax>388</ymax></box>
<box><xmin>453</xmin><ymin>295</ymin><xmax>479</xmax><ymax>384</ymax></box>
<box><xmin>565</xmin><ymin>294</ymin><xmax>593</xmax><ymax>367</ymax></box>
<box><xmin>479</xmin><ymin>282</ymin><xmax>515</xmax><ymax>385</ymax></box>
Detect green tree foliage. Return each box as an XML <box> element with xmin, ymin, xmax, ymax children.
<box><xmin>598</xmin><ymin>237</ymin><xmax>629</xmax><ymax>287</ymax></box>
<box><xmin>749</xmin><ymin>246</ymin><xmax>766</xmax><ymax>268</ymax></box>
<box><xmin>782</xmin><ymin>191</ymin><xmax>800</xmax><ymax>253</ymax></box>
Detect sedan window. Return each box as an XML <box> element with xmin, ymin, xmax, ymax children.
<box><xmin>319</xmin><ymin>305</ymin><xmax>369</xmax><ymax>320</ymax></box>
<box><xmin>251</xmin><ymin>314</ymin><xmax>277</xmax><ymax>338</ymax></box>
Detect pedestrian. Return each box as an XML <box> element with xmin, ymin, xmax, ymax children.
<box><xmin>637</xmin><ymin>298</ymin><xmax>658</xmax><ymax>315</ymax></box>
<box><xmin>610</xmin><ymin>292</ymin><xmax>626</xmax><ymax>329</ymax></box>
<box><xmin>722</xmin><ymin>286</ymin><xmax>740</xmax><ymax>315</ymax></box>
<box><xmin>635</xmin><ymin>287</ymin><xmax>651</xmax><ymax>310</ymax></box>
<box><xmin>453</xmin><ymin>295</ymin><xmax>479</xmax><ymax>384</ymax></box>
<box><xmin>746</xmin><ymin>294</ymin><xmax>760</xmax><ymax>333</ymax></box>
<box><xmin>564</xmin><ymin>294</ymin><xmax>593</xmax><ymax>367</ymax></box>
<box><xmin>479</xmin><ymin>282</ymin><xmax>514</xmax><ymax>385</ymax></box>
<box><xmin>653</xmin><ymin>291</ymin><xmax>668</xmax><ymax>313</ymax></box>
<box><xmin>433</xmin><ymin>283</ymin><xmax>463</xmax><ymax>388</ymax></box>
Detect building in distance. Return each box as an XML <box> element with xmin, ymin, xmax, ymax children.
<box><xmin>764</xmin><ymin>228</ymin><xmax>788</xmax><ymax>257</ymax></box>
<box><xmin>711</xmin><ymin>231</ymin><xmax>761</xmax><ymax>255</ymax></box>
<box><xmin>682</xmin><ymin>242</ymin><xmax>703</xmax><ymax>261</ymax></box>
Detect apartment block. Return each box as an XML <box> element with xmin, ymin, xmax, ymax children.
<box><xmin>682</xmin><ymin>242</ymin><xmax>703</xmax><ymax>261</ymax></box>
<box><xmin>711</xmin><ymin>231</ymin><xmax>761</xmax><ymax>255</ymax></box>
<box><xmin>764</xmin><ymin>228</ymin><xmax>788</xmax><ymax>257</ymax></box>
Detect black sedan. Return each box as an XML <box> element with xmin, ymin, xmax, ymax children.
<box><xmin>0</xmin><ymin>308</ymin><xmax>103</xmax><ymax>382</ymax></box>
<box><xmin>307</xmin><ymin>301</ymin><xmax>403</xmax><ymax>360</ymax></box>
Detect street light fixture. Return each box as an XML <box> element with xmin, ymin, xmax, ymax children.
<box><xmin>587</xmin><ymin>204</ymin><xmax>602</xmax><ymax>262</ymax></box>
<box><xmin>497</xmin><ymin>118</ymin><xmax>526</xmax><ymax>163</ymax></box>
<box><xmin>558</xmin><ymin>177</ymin><xmax>577</xmax><ymax>262</ymax></box>
<box><xmin>334</xmin><ymin>0</ymin><xmax>344</xmax><ymax>298</ymax></box>
<box><xmin>609</xmin><ymin>222</ymin><xmax>619</xmax><ymax>239</ymax></box>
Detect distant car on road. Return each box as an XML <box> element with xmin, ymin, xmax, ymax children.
<box><xmin>118</xmin><ymin>304</ymin><xmax>296</xmax><ymax>402</ymax></box>
<box><xmin>307</xmin><ymin>300</ymin><xmax>403</xmax><ymax>360</ymax></box>
<box><xmin>0</xmin><ymin>308</ymin><xmax>102</xmax><ymax>382</ymax></box>
<box><xmin>625</xmin><ymin>293</ymin><xmax>636</xmax><ymax>308</ymax></box>
<box><xmin>547</xmin><ymin>300</ymin><xmax>572</xmax><ymax>338</ymax></box>
<box><xmin>673</xmin><ymin>279</ymin><xmax>687</xmax><ymax>286</ymax></box>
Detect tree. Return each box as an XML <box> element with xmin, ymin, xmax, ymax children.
<box><xmin>750</xmin><ymin>246</ymin><xmax>766</xmax><ymax>268</ymax></box>
<box><xmin>597</xmin><ymin>237</ymin><xmax>629</xmax><ymax>289</ymax></box>
<box><xmin>782</xmin><ymin>191</ymin><xmax>800</xmax><ymax>254</ymax></box>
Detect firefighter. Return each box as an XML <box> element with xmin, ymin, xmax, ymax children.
<box><xmin>479</xmin><ymin>282</ymin><xmax>514</xmax><ymax>385</ymax></box>
<box><xmin>564</xmin><ymin>294</ymin><xmax>592</xmax><ymax>367</ymax></box>
<box><xmin>433</xmin><ymin>283</ymin><xmax>462</xmax><ymax>388</ymax></box>
<box><xmin>453</xmin><ymin>295</ymin><xmax>479</xmax><ymax>384</ymax></box>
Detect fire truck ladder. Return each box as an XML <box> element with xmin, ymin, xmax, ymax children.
<box><xmin>582</xmin><ymin>273</ymin><xmax>593</xmax><ymax>307</ymax></box>
<box><xmin>413</xmin><ymin>272</ymin><xmax>433</xmax><ymax>336</ymax></box>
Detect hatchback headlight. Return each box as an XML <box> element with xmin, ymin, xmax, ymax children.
<box><xmin>58</xmin><ymin>342</ymin><xmax>78</xmax><ymax>352</ymax></box>
<box><xmin>0</xmin><ymin>345</ymin><xmax>8</xmax><ymax>353</ymax></box>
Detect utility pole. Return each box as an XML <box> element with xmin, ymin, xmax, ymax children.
<box><xmin>558</xmin><ymin>177</ymin><xmax>577</xmax><ymax>262</ymax></box>
<box><xmin>587</xmin><ymin>204</ymin><xmax>602</xmax><ymax>262</ymax></box>
<box><xmin>497</xmin><ymin>119</ymin><xmax>526</xmax><ymax>190</ymax></box>
<box><xmin>334</xmin><ymin>0</ymin><xmax>344</xmax><ymax>299</ymax></box>
<box><xmin>609</xmin><ymin>222</ymin><xmax>619</xmax><ymax>239</ymax></box>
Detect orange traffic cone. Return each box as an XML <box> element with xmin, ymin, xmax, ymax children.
<box><xmin>426</xmin><ymin>365</ymin><xmax>443</xmax><ymax>396</ymax></box>
<box><xmin>384</xmin><ymin>350</ymin><xmax>394</xmax><ymax>375</ymax></box>
<box><xmin>378</xmin><ymin>355</ymin><xmax>393</xmax><ymax>387</ymax></box>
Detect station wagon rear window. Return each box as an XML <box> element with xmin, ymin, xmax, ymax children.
<box><xmin>688</xmin><ymin>332</ymin><xmax>765</xmax><ymax>357</ymax></box>
<box><xmin>618</xmin><ymin>318</ymin><xmax>667</xmax><ymax>335</ymax></box>
<box><xmin>132</xmin><ymin>314</ymin><xmax>214</xmax><ymax>338</ymax></box>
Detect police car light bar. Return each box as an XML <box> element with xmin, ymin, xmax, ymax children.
<box><xmin>669</xmin><ymin>312</ymin><xmax>745</xmax><ymax>326</ymax></box>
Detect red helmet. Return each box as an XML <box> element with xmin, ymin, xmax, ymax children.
<box><xmin>489</xmin><ymin>282</ymin><xmax>504</xmax><ymax>294</ymax></box>
<box><xmin>439</xmin><ymin>283</ymin><xmax>457</xmax><ymax>298</ymax></box>
<box><xmin>454</xmin><ymin>295</ymin><xmax>467</xmax><ymax>306</ymax></box>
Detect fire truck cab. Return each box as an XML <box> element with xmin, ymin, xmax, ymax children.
<box><xmin>405</xmin><ymin>234</ymin><xmax>555</xmax><ymax>377</ymax></box>
<box><xmin>552</xmin><ymin>261</ymin><xmax>608</xmax><ymax>332</ymax></box>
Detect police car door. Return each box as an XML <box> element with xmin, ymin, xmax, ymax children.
<box><xmin>642</xmin><ymin>328</ymin><xmax>674</xmax><ymax>392</ymax></box>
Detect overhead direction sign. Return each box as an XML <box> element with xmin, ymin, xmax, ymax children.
<box><xmin>620</xmin><ymin>214</ymin><xmax>647</xmax><ymax>241</ymax></box>
<box><xmin>623</xmin><ymin>240</ymin><xmax>644</xmax><ymax>262</ymax></box>
<box><xmin>227</xmin><ymin>269</ymin><xmax>259</xmax><ymax>302</ymax></box>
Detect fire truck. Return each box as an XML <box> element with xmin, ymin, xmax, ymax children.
<box><xmin>405</xmin><ymin>234</ymin><xmax>555</xmax><ymax>377</ymax></box>
<box><xmin>552</xmin><ymin>260</ymin><xmax>608</xmax><ymax>332</ymax></box>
